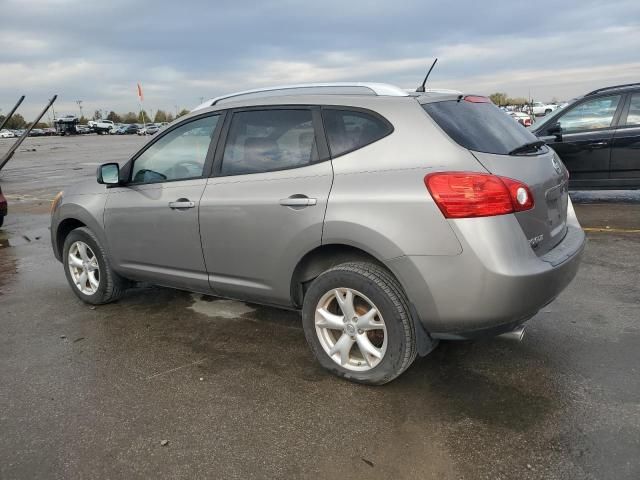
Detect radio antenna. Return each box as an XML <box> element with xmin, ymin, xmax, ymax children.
<box><xmin>416</xmin><ymin>58</ymin><xmax>438</xmax><ymax>93</ymax></box>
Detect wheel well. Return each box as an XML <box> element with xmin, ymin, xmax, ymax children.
<box><xmin>56</xmin><ymin>218</ymin><xmax>86</xmax><ymax>257</ymax></box>
<box><xmin>290</xmin><ymin>244</ymin><xmax>387</xmax><ymax>307</ymax></box>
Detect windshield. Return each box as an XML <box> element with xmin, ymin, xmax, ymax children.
<box><xmin>423</xmin><ymin>99</ymin><xmax>540</xmax><ymax>155</ymax></box>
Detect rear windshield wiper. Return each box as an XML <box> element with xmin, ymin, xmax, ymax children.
<box><xmin>509</xmin><ymin>140</ymin><xmax>546</xmax><ymax>156</ymax></box>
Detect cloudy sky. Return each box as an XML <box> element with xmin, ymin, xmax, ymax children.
<box><xmin>1</xmin><ymin>0</ymin><xmax>639</xmax><ymax>120</ymax></box>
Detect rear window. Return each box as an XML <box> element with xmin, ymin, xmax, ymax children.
<box><xmin>423</xmin><ymin>100</ymin><xmax>539</xmax><ymax>155</ymax></box>
<box><xmin>322</xmin><ymin>108</ymin><xmax>392</xmax><ymax>157</ymax></box>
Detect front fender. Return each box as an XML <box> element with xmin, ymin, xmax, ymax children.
<box><xmin>51</xmin><ymin>193</ymin><xmax>108</xmax><ymax>261</ymax></box>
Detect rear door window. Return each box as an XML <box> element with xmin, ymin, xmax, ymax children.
<box><xmin>423</xmin><ymin>99</ymin><xmax>539</xmax><ymax>155</ymax></box>
<box><xmin>322</xmin><ymin>109</ymin><xmax>392</xmax><ymax>157</ymax></box>
<box><xmin>220</xmin><ymin>109</ymin><xmax>317</xmax><ymax>175</ymax></box>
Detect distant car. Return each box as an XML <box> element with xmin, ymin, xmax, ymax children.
<box><xmin>138</xmin><ymin>125</ymin><xmax>161</xmax><ymax>135</ymax></box>
<box><xmin>507</xmin><ymin>111</ymin><xmax>533</xmax><ymax>127</ymax></box>
<box><xmin>29</xmin><ymin>129</ymin><xmax>45</xmax><ymax>137</ymax></box>
<box><xmin>530</xmin><ymin>82</ymin><xmax>640</xmax><ymax>189</ymax></box>
<box><xmin>76</xmin><ymin>125</ymin><xmax>92</xmax><ymax>134</ymax></box>
<box><xmin>115</xmin><ymin>124</ymin><xmax>139</xmax><ymax>135</ymax></box>
<box><xmin>524</xmin><ymin>102</ymin><xmax>558</xmax><ymax>116</ymax></box>
<box><xmin>43</xmin><ymin>127</ymin><xmax>57</xmax><ymax>136</ymax></box>
<box><xmin>88</xmin><ymin>119</ymin><xmax>116</xmax><ymax>135</ymax></box>
<box><xmin>0</xmin><ymin>184</ymin><xmax>7</xmax><ymax>228</ymax></box>
<box><xmin>0</xmin><ymin>129</ymin><xmax>16</xmax><ymax>138</ymax></box>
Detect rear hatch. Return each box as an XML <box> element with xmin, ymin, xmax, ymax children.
<box><xmin>422</xmin><ymin>96</ymin><xmax>569</xmax><ymax>255</ymax></box>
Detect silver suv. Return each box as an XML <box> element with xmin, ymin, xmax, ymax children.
<box><xmin>51</xmin><ymin>83</ymin><xmax>585</xmax><ymax>384</ymax></box>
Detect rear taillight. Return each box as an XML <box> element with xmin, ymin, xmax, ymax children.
<box><xmin>424</xmin><ymin>172</ymin><xmax>534</xmax><ymax>218</ymax></box>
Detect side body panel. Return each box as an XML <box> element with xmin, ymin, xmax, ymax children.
<box><xmin>200</xmin><ymin>161</ymin><xmax>333</xmax><ymax>306</ymax></box>
<box><xmin>610</xmin><ymin>125</ymin><xmax>640</xmax><ymax>180</ymax></box>
<box><xmin>103</xmin><ymin>179</ymin><xmax>210</xmax><ymax>291</ymax></box>
<box><xmin>323</xmin><ymin>99</ymin><xmax>479</xmax><ymax>260</ymax></box>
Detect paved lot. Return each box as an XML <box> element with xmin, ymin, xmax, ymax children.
<box><xmin>1</xmin><ymin>136</ymin><xmax>639</xmax><ymax>479</ymax></box>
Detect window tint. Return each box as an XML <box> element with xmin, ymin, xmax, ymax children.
<box><xmin>221</xmin><ymin>109</ymin><xmax>316</xmax><ymax>175</ymax></box>
<box><xmin>322</xmin><ymin>109</ymin><xmax>392</xmax><ymax>157</ymax></box>
<box><xmin>131</xmin><ymin>115</ymin><xmax>218</xmax><ymax>184</ymax></box>
<box><xmin>557</xmin><ymin>95</ymin><xmax>621</xmax><ymax>133</ymax></box>
<box><xmin>423</xmin><ymin>100</ymin><xmax>538</xmax><ymax>155</ymax></box>
<box><xmin>624</xmin><ymin>93</ymin><xmax>640</xmax><ymax>126</ymax></box>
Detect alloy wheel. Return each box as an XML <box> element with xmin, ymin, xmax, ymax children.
<box><xmin>315</xmin><ymin>288</ymin><xmax>387</xmax><ymax>371</ymax></box>
<box><xmin>67</xmin><ymin>241</ymin><xmax>100</xmax><ymax>295</ymax></box>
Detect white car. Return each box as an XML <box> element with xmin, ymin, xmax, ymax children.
<box><xmin>524</xmin><ymin>102</ymin><xmax>558</xmax><ymax>116</ymax></box>
<box><xmin>0</xmin><ymin>129</ymin><xmax>16</xmax><ymax>138</ymax></box>
<box><xmin>88</xmin><ymin>119</ymin><xmax>115</xmax><ymax>134</ymax></box>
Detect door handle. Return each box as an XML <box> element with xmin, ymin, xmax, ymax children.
<box><xmin>588</xmin><ymin>141</ymin><xmax>608</xmax><ymax>148</ymax></box>
<box><xmin>168</xmin><ymin>199</ymin><xmax>195</xmax><ymax>209</ymax></box>
<box><xmin>279</xmin><ymin>196</ymin><xmax>317</xmax><ymax>207</ymax></box>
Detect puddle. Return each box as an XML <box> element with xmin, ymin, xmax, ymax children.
<box><xmin>188</xmin><ymin>293</ymin><xmax>256</xmax><ymax>319</ymax></box>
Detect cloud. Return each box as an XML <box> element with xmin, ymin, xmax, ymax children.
<box><xmin>1</xmin><ymin>0</ymin><xmax>639</xmax><ymax>118</ymax></box>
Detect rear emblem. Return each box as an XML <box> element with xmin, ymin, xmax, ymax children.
<box><xmin>551</xmin><ymin>155</ymin><xmax>562</xmax><ymax>175</ymax></box>
<box><xmin>529</xmin><ymin>234</ymin><xmax>544</xmax><ymax>249</ymax></box>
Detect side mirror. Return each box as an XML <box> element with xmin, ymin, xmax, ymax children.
<box><xmin>547</xmin><ymin>122</ymin><xmax>563</xmax><ymax>140</ymax></box>
<box><xmin>97</xmin><ymin>163</ymin><xmax>120</xmax><ymax>185</ymax></box>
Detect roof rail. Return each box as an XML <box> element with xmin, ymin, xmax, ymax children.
<box><xmin>192</xmin><ymin>82</ymin><xmax>409</xmax><ymax>111</ymax></box>
<box><xmin>585</xmin><ymin>82</ymin><xmax>640</xmax><ymax>96</ymax></box>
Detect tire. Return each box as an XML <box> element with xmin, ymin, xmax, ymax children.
<box><xmin>0</xmin><ymin>215</ymin><xmax>4</xmax><ymax>228</ymax></box>
<box><xmin>545</xmin><ymin>109</ymin><xmax>552</xmax><ymax>115</ymax></box>
<box><xmin>302</xmin><ymin>262</ymin><xmax>420</xmax><ymax>385</ymax></box>
<box><xmin>62</xmin><ymin>227</ymin><xmax>128</xmax><ymax>305</ymax></box>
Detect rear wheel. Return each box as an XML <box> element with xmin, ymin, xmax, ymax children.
<box><xmin>302</xmin><ymin>262</ymin><xmax>419</xmax><ymax>385</ymax></box>
<box><xmin>62</xmin><ymin>227</ymin><xmax>128</xmax><ymax>305</ymax></box>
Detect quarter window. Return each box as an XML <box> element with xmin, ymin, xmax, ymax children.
<box><xmin>221</xmin><ymin>109</ymin><xmax>316</xmax><ymax>175</ymax></box>
<box><xmin>624</xmin><ymin>93</ymin><xmax>640</xmax><ymax>126</ymax></box>
<box><xmin>131</xmin><ymin>115</ymin><xmax>219</xmax><ymax>184</ymax></box>
<box><xmin>322</xmin><ymin>109</ymin><xmax>392</xmax><ymax>157</ymax></box>
<box><xmin>557</xmin><ymin>95</ymin><xmax>621</xmax><ymax>133</ymax></box>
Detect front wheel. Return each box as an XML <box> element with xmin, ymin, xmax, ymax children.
<box><xmin>302</xmin><ymin>262</ymin><xmax>423</xmax><ymax>385</ymax></box>
<box><xmin>62</xmin><ymin>227</ymin><xmax>128</xmax><ymax>304</ymax></box>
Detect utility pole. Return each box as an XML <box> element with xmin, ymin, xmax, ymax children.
<box><xmin>76</xmin><ymin>100</ymin><xmax>84</xmax><ymax>119</ymax></box>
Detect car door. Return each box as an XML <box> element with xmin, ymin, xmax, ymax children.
<box><xmin>540</xmin><ymin>94</ymin><xmax>623</xmax><ymax>185</ymax></box>
<box><xmin>104</xmin><ymin>113</ymin><xmax>223</xmax><ymax>291</ymax></box>
<box><xmin>199</xmin><ymin>107</ymin><xmax>333</xmax><ymax>306</ymax></box>
<box><xmin>610</xmin><ymin>92</ymin><xmax>640</xmax><ymax>181</ymax></box>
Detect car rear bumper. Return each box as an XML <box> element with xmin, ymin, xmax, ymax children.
<box><xmin>387</xmin><ymin>211</ymin><xmax>586</xmax><ymax>339</ymax></box>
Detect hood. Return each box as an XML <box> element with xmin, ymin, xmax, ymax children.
<box><xmin>65</xmin><ymin>178</ymin><xmax>109</xmax><ymax>196</ymax></box>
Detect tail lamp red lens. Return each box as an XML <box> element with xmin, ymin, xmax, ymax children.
<box><xmin>424</xmin><ymin>172</ymin><xmax>534</xmax><ymax>218</ymax></box>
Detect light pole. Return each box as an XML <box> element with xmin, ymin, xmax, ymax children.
<box><xmin>76</xmin><ymin>100</ymin><xmax>84</xmax><ymax>120</ymax></box>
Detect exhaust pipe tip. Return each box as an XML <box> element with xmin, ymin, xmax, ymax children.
<box><xmin>498</xmin><ymin>325</ymin><xmax>526</xmax><ymax>342</ymax></box>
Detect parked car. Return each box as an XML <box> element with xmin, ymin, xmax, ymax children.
<box><xmin>51</xmin><ymin>82</ymin><xmax>585</xmax><ymax>384</ymax></box>
<box><xmin>524</xmin><ymin>102</ymin><xmax>558</xmax><ymax>116</ymax></box>
<box><xmin>114</xmin><ymin>124</ymin><xmax>139</xmax><ymax>135</ymax></box>
<box><xmin>531</xmin><ymin>82</ymin><xmax>640</xmax><ymax>189</ymax></box>
<box><xmin>0</xmin><ymin>129</ymin><xmax>16</xmax><ymax>138</ymax></box>
<box><xmin>137</xmin><ymin>124</ymin><xmax>161</xmax><ymax>135</ymax></box>
<box><xmin>88</xmin><ymin>119</ymin><xmax>115</xmax><ymax>134</ymax></box>
<box><xmin>28</xmin><ymin>128</ymin><xmax>45</xmax><ymax>137</ymax></box>
<box><xmin>507</xmin><ymin>111</ymin><xmax>533</xmax><ymax>127</ymax></box>
<box><xmin>76</xmin><ymin>125</ymin><xmax>92</xmax><ymax>134</ymax></box>
<box><xmin>0</xmin><ymin>184</ymin><xmax>7</xmax><ymax>227</ymax></box>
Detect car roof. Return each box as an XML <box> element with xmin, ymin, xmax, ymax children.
<box><xmin>192</xmin><ymin>82</ymin><xmax>410</xmax><ymax>111</ymax></box>
<box><xmin>585</xmin><ymin>82</ymin><xmax>640</xmax><ymax>97</ymax></box>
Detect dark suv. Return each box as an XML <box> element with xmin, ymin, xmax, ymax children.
<box><xmin>531</xmin><ymin>83</ymin><xmax>640</xmax><ymax>189</ymax></box>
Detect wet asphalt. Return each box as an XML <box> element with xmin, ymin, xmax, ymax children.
<box><xmin>0</xmin><ymin>136</ymin><xmax>639</xmax><ymax>479</ymax></box>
